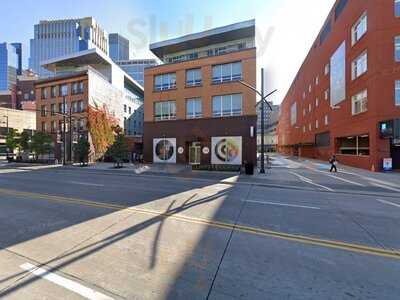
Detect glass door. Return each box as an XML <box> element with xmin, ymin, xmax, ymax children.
<box><xmin>189</xmin><ymin>143</ymin><xmax>201</xmax><ymax>165</ymax></box>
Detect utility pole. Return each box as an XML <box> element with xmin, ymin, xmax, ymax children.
<box><xmin>238</xmin><ymin>68</ymin><xmax>277</xmax><ymax>174</ymax></box>
<box><xmin>3</xmin><ymin>115</ymin><xmax>9</xmax><ymax>159</ymax></box>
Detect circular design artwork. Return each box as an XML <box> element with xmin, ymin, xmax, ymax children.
<box><xmin>202</xmin><ymin>147</ymin><xmax>210</xmax><ymax>155</ymax></box>
<box><xmin>155</xmin><ymin>139</ymin><xmax>174</xmax><ymax>161</ymax></box>
<box><xmin>178</xmin><ymin>146</ymin><xmax>184</xmax><ymax>154</ymax></box>
<box><xmin>214</xmin><ymin>138</ymin><xmax>239</xmax><ymax>162</ymax></box>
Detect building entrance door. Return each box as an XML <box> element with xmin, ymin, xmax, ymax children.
<box><xmin>391</xmin><ymin>143</ymin><xmax>400</xmax><ymax>169</ymax></box>
<box><xmin>189</xmin><ymin>143</ymin><xmax>201</xmax><ymax>165</ymax></box>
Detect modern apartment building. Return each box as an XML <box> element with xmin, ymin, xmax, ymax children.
<box><xmin>143</xmin><ymin>20</ymin><xmax>257</xmax><ymax>166</ymax></box>
<box><xmin>29</xmin><ymin>17</ymin><xmax>109</xmax><ymax>77</ymax></box>
<box><xmin>278</xmin><ymin>0</ymin><xmax>400</xmax><ymax>171</ymax></box>
<box><xmin>35</xmin><ymin>48</ymin><xmax>143</xmax><ymax>162</ymax></box>
<box><xmin>117</xmin><ymin>59</ymin><xmax>158</xmax><ymax>86</ymax></box>
<box><xmin>0</xmin><ymin>42</ymin><xmax>19</xmax><ymax>91</ymax></box>
<box><xmin>109</xmin><ymin>33</ymin><xmax>129</xmax><ymax>62</ymax></box>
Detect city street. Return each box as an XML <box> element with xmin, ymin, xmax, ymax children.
<box><xmin>0</xmin><ymin>156</ymin><xmax>399</xmax><ymax>299</ymax></box>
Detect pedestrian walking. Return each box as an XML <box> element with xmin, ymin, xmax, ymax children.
<box><xmin>329</xmin><ymin>154</ymin><xmax>338</xmax><ymax>172</ymax></box>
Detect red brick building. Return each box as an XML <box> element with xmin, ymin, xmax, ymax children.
<box><xmin>278</xmin><ymin>0</ymin><xmax>400</xmax><ymax>171</ymax></box>
<box><xmin>143</xmin><ymin>20</ymin><xmax>257</xmax><ymax>167</ymax></box>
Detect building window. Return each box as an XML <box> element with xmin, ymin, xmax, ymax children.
<box><xmin>308</xmin><ymin>103</ymin><xmax>312</xmax><ymax>112</ymax></box>
<box><xmin>303</xmin><ymin>126</ymin><xmax>306</xmax><ymax>133</ymax></box>
<box><xmin>212</xmin><ymin>94</ymin><xmax>242</xmax><ymax>117</ymax></box>
<box><xmin>129</xmin><ymin>107</ymin><xmax>132</xmax><ymax>114</ymax></box>
<box><xmin>325</xmin><ymin>114</ymin><xmax>329</xmax><ymax>125</ymax></box>
<box><xmin>23</xmin><ymin>93</ymin><xmax>29</xmax><ymax>100</ymax></box>
<box><xmin>51</xmin><ymin>103</ymin><xmax>56</xmax><ymax>116</ymax></box>
<box><xmin>324</xmin><ymin>63</ymin><xmax>330</xmax><ymax>75</ymax></box>
<box><xmin>124</xmin><ymin>104</ymin><xmax>127</xmax><ymax>113</ymax></box>
<box><xmin>315</xmin><ymin>76</ymin><xmax>319</xmax><ymax>85</ymax></box>
<box><xmin>60</xmin><ymin>84</ymin><xmax>68</xmax><ymax>96</ymax></box>
<box><xmin>396</xmin><ymin>0</ymin><xmax>400</xmax><ymax>17</ymax></box>
<box><xmin>303</xmin><ymin>108</ymin><xmax>306</xmax><ymax>116</ymax></box>
<box><xmin>41</xmin><ymin>122</ymin><xmax>47</xmax><ymax>132</ymax></box>
<box><xmin>351</xmin><ymin>12</ymin><xmax>367</xmax><ymax>45</ymax></box>
<box><xmin>41</xmin><ymin>87</ymin><xmax>48</xmax><ymax>99</ymax></box>
<box><xmin>316</xmin><ymin>98</ymin><xmax>319</xmax><ymax>107</ymax></box>
<box><xmin>309</xmin><ymin>123</ymin><xmax>312</xmax><ymax>131</ymax></box>
<box><xmin>79</xmin><ymin>81</ymin><xmax>84</xmax><ymax>94</ymax></box>
<box><xmin>72</xmin><ymin>101</ymin><xmax>77</xmax><ymax>113</ymax></box>
<box><xmin>78</xmin><ymin>119</ymin><xmax>85</xmax><ymax>131</ymax></box>
<box><xmin>51</xmin><ymin>121</ymin><xmax>56</xmax><ymax>133</ymax></box>
<box><xmin>302</xmin><ymin>92</ymin><xmax>306</xmax><ymax>100</ymax></box>
<box><xmin>308</xmin><ymin>84</ymin><xmax>312</xmax><ymax>93</ymax></box>
<box><xmin>154</xmin><ymin>101</ymin><xmax>176</xmax><ymax>121</ymax></box>
<box><xmin>290</xmin><ymin>102</ymin><xmax>297</xmax><ymax>126</ymax></box>
<box><xmin>71</xmin><ymin>82</ymin><xmax>78</xmax><ymax>95</ymax></box>
<box><xmin>315</xmin><ymin>119</ymin><xmax>319</xmax><ymax>129</ymax></box>
<box><xmin>335</xmin><ymin>0</ymin><xmax>348</xmax><ymax>20</ymax></box>
<box><xmin>395</xmin><ymin>36</ymin><xmax>400</xmax><ymax>62</ymax></box>
<box><xmin>315</xmin><ymin>132</ymin><xmax>330</xmax><ymax>147</ymax></box>
<box><xmin>337</xmin><ymin>135</ymin><xmax>369</xmax><ymax>155</ymax></box>
<box><xmin>186</xmin><ymin>68</ymin><xmax>202</xmax><ymax>87</ymax></box>
<box><xmin>395</xmin><ymin>80</ymin><xmax>400</xmax><ymax>105</ymax></box>
<box><xmin>59</xmin><ymin>102</ymin><xmax>68</xmax><ymax>114</ymax></box>
<box><xmin>351</xmin><ymin>51</ymin><xmax>367</xmax><ymax>80</ymax></box>
<box><xmin>212</xmin><ymin>62</ymin><xmax>242</xmax><ymax>84</ymax></box>
<box><xmin>154</xmin><ymin>73</ymin><xmax>176</xmax><ymax>91</ymax></box>
<box><xmin>325</xmin><ymin>89</ymin><xmax>329</xmax><ymax>101</ymax></box>
<box><xmin>41</xmin><ymin>105</ymin><xmax>47</xmax><ymax>117</ymax></box>
<box><xmin>186</xmin><ymin>98</ymin><xmax>202</xmax><ymax>119</ymax></box>
<box><xmin>51</xmin><ymin>86</ymin><xmax>58</xmax><ymax>98</ymax></box>
<box><xmin>351</xmin><ymin>90</ymin><xmax>368</xmax><ymax>115</ymax></box>
<box><xmin>78</xmin><ymin>100</ymin><xmax>84</xmax><ymax>112</ymax></box>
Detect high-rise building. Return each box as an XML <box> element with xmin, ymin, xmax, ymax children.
<box><xmin>143</xmin><ymin>20</ymin><xmax>257</xmax><ymax>166</ymax></box>
<box><xmin>109</xmin><ymin>33</ymin><xmax>129</xmax><ymax>62</ymax></box>
<box><xmin>29</xmin><ymin>17</ymin><xmax>109</xmax><ymax>77</ymax></box>
<box><xmin>0</xmin><ymin>43</ymin><xmax>18</xmax><ymax>91</ymax></box>
<box><xmin>117</xmin><ymin>59</ymin><xmax>158</xmax><ymax>86</ymax></box>
<box><xmin>278</xmin><ymin>0</ymin><xmax>400</xmax><ymax>171</ymax></box>
<box><xmin>10</xmin><ymin>43</ymin><xmax>22</xmax><ymax>75</ymax></box>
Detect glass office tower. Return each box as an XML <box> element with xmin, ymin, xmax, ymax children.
<box><xmin>0</xmin><ymin>43</ymin><xmax>18</xmax><ymax>91</ymax></box>
<box><xmin>109</xmin><ymin>33</ymin><xmax>129</xmax><ymax>62</ymax></box>
<box><xmin>10</xmin><ymin>43</ymin><xmax>22</xmax><ymax>75</ymax></box>
<box><xmin>29</xmin><ymin>17</ymin><xmax>109</xmax><ymax>77</ymax></box>
<box><xmin>117</xmin><ymin>59</ymin><xmax>158</xmax><ymax>86</ymax></box>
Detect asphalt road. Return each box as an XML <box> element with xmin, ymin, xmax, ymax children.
<box><xmin>0</xmin><ymin>156</ymin><xmax>399</xmax><ymax>299</ymax></box>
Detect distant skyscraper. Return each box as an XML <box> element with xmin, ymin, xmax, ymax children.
<box><xmin>10</xmin><ymin>43</ymin><xmax>22</xmax><ymax>75</ymax></box>
<box><xmin>109</xmin><ymin>33</ymin><xmax>129</xmax><ymax>61</ymax></box>
<box><xmin>0</xmin><ymin>43</ymin><xmax>18</xmax><ymax>91</ymax></box>
<box><xmin>117</xmin><ymin>59</ymin><xmax>158</xmax><ymax>86</ymax></box>
<box><xmin>29</xmin><ymin>17</ymin><xmax>109</xmax><ymax>77</ymax></box>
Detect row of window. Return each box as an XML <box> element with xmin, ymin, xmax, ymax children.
<box><xmin>153</xmin><ymin>93</ymin><xmax>243</xmax><ymax>121</ymax></box>
<box><xmin>153</xmin><ymin>62</ymin><xmax>243</xmax><ymax>91</ymax></box>
<box><xmin>41</xmin><ymin>119</ymin><xmax>86</xmax><ymax>133</ymax></box>
<box><xmin>40</xmin><ymin>101</ymin><xmax>85</xmax><ymax>117</ymax></box>
<box><xmin>41</xmin><ymin>81</ymin><xmax>84</xmax><ymax>99</ymax></box>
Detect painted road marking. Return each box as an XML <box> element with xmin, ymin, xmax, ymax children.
<box><xmin>289</xmin><ymin>171</ymin><xmax>334</xmax><ymax>192</ymax></box>
<box><xmin>244</xmin><ymin>199</ymin><xmax>321</xmax><ymax>210</ymax></box>
<box><xmin>69</xmin><ymin>181</ymin><xmax>104</xmax><ymax>187</ymax></box>
<box><xmin>20</xmin><ymin>263</ymin><xmax>113</xmax><ymax>300</ymax></box>
<box><xmin>377</xmin><ymin>199</ymin><xmax>400</xmax><ymax>208</ymax></box>
<box><xmin>370</xmin><ymin>182</ymin><xmax>400</xmax><ymax>193</ymax></box>
<box><xmin>311</xmin><ymin>169</ymin><xmax>366</xmax><ymax>187</ymax></box>
<box><xmin>1</xmin><ymin>187</ymin><xmax>399</xmax><ymax>260</ymax></box>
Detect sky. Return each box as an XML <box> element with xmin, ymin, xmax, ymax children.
<box><xmin>0</xmin><ymin>0</ymin><xmax>335</xmax><ymax>104</ymax></box>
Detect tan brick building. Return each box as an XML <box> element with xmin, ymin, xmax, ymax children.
<box><xmin>144</xmin><ymin>20</ymin><xmax>257</xmax><ymax>166</ymax></box>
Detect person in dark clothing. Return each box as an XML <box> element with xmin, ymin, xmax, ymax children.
<box><xmin>329</xmin><ymin>154</ymin><xmax>338</xmax><ymax>172</ymax></box>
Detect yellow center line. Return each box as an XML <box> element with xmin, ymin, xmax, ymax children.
<box><xmin>1</xmin><ymin>187</ymin><xmax>399</xmax><ymax>260</ymax></box>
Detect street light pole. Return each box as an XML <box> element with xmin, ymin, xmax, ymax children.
<box><xmin>260</xmin><ymin>69</ymin><xmax>265</xmax><ymax>173</ymax></box>
<box><xmin>238</xmin><ymin>68</ymin><xmax>277</xmax><ymax>174</ymax></box>
<box><xmin>3</xmin><ymin>115</ymin><xmax>9</xmax><ymax>159</ymax></box>
<box><xmin>63</xmin><ymin>96</ymin><xmax>66</xmax><ymax>166</ymax></box>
